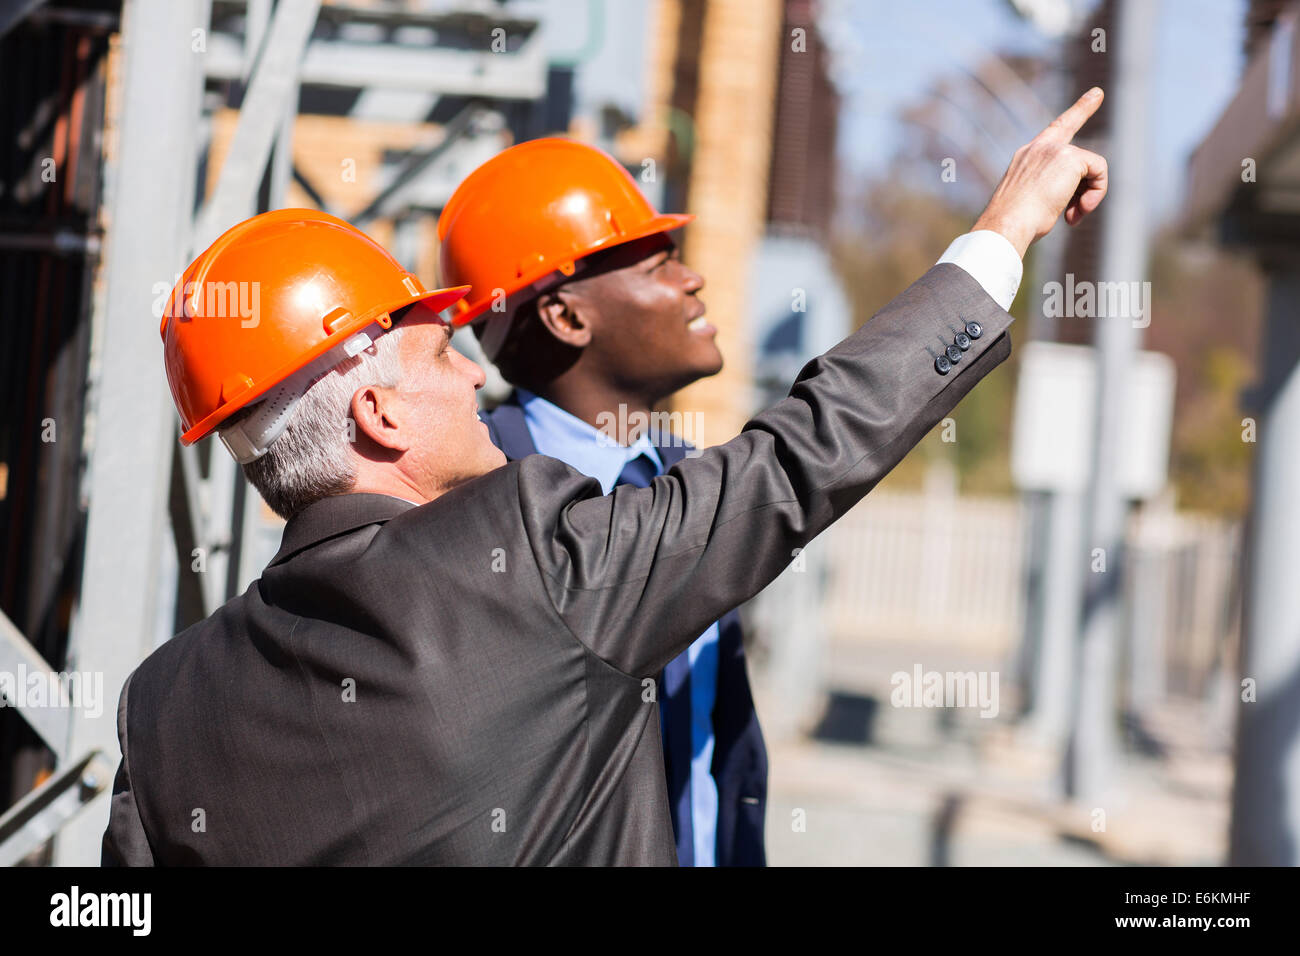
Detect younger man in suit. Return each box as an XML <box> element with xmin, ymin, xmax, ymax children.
<box><xmin>438</xmin><ymin>139</ymin><xmax>763</xmax><ymax>864</ymax></box>
<box><xmin>470</xmin><ymin>224</ymin><xmax>762</xmax><ymax>867</ymax></box>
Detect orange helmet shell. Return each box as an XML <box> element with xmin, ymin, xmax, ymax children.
<box><xmin>436</xmin><ymin>138</ymin><xmax>693</xmax><ymax>329</ymax></box>
<box><xmin>161</xmin><ymin>208</ymin><xmax>469</xmax><ymax>446</ymax></box>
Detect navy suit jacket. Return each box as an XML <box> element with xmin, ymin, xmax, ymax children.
<box><xmin>483</xmin><ymin>393</ymin><xmax>769</xmax><ymax>866</ymax></box>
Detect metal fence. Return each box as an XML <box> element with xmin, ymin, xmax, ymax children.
<box><xmin>808</xmin><ymin>486</ymin><xmax>1241</xmax><ymax>704</ymax></box>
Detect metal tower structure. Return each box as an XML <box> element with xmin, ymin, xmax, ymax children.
<box><xmin>0</xmin><ymin>0</ymin><xmax>556</xmax><ymax>866</ymax></box>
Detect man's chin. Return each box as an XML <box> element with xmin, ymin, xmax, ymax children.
<box><xmin>475</xmin><ymin>444</ymin><xmax>508</xmax><ymax>476</ymax></box>
<box><xmin>474</xmin><ymin>421</ymin><xmax>508</xmax><ymax>470</ymax></box>
<box><xmin>675</xmin><ymin>353</ymin><xmax>725</xmax><ymax>389</ymax></box>
<box><xmin>691</xmin><ymin>340</ymin><xmax>725</xmax><ymax>378</ymax></box>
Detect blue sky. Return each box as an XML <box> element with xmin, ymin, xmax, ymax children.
<box><xmin>519</xmin><ymin>0</ymin><xmax>1247</xmax><ymax>228</ymax></box>
<box><xmin>826</xmin><ymin>0</ymin><xmax>1246</xmax><ymax>225</ymax></box>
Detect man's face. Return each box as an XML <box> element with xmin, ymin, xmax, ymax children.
<box><xmin>390</xmin><ymin>305</ymin><xmax>505</xmax><ymax>491</ymax></box>
<box><xmin>564</xmin><ymin>233</ymin><xmax>722</xmax><ymax>399</ymax></box>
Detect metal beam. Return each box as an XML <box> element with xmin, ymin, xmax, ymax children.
<box><xmin>1023</xmin><ymin>489</ymin><xmax>1085</xmax><ymax>757</ymax></box>
<box><xmin>201</xmin><ymin>31</ymin><xmax>547</xmax><ymax>99</ymax></box>
<box><xmin>1065</xmin><ymin>0</ymin><xmax>1158</xmax><ymax>801</ymax></box>
<box><xmin>352</xmin><ymin>104</ymin><xmax>486</xmax><ymax>225</ymax></box>
<box><xmin>243</xmin><ymin>0</ymin><xmax>271</xmax><ymax>80</ymax></box>
<box><xmin>0</xmin><ymin>750</ymin><xmax>114</xmax><ymax>866</ymax></box>
<box><xmin>361</xmin><ymin>122</ymin><xmax>507</xmax><ymax>216</ymax></box>
<box><xmin>170</xmin><ymin>439</ymin><xmax>215</xmax><ymax>621</ymax></box>
<box><xmin>291</xmin><ymin>163</ymin><xmax>334</xmax><ymax>214</ymax></box>
<box><xmin>1229</xmin><ymin>264</ymin><xmax>1300</xmax><ymax>865</ymax></box>
<box><xmin>55</xmin><ymin>0</ymin><xmax>214</xmax><ymax>866</ymax></box>
<box><xmin>229</xmin><ymin>465</ymin><xmax>265</xmax><ymax>598</ymax></box>
<box><xmin>0</xmin><ymin>0</ymin><xmax>46</xmax><ymax>40</ymax></box>
<box><xmin>0</xmin><ymin>231</ymin><xmax>102</xmax><ymax>256</ymax></box>
<box><xmin>192</xmin><ymin>0</ymin><xmax>320</xmax><ymax>250</ymax></box>
<box><xmin>0</xmin><ymin>611</ymin><xmax>69</xmax><ymax>761</ymax></box>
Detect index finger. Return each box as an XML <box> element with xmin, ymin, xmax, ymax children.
<box><xmin>1039</xmin><ymin>87</ymin><xmax>1104</xmax><ymax>144</ymax></box>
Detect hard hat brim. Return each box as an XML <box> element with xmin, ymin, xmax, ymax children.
<box><xmin>179</xmin><ymin>283</ymin><xmax>470</xmax><ymax>446</ymax></box>
<box><xmin>448</xmin><ymin>212</ymin><xmax>695</xmax><ymax>327</ymax></box>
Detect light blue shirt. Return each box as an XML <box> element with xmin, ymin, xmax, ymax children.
<box><xmin>517</xmin><ymin>388</ymin><xmax>720</xmax><ymax>867</ymax></box>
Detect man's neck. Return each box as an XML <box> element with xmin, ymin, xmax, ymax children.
<box><xmin>530</xmin><ymin>379</ymin><xmax>660</xmax><ymax>446</ymax></box>
<box><xmin>349</xmin><ymin>470</ymin><xmax>431</xmax><ymax>506</ymax></box>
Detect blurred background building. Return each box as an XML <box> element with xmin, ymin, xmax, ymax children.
<box><xmin>0</xmin><ymin>0</ymin><xmax>1285</xmax><ymax>866</ymax></box>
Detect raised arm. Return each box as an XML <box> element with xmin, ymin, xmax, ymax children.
<box><xmin>522</xmin><ymin>261</ymin><xmax>1011</xmax><ymax>676</ymax></box>
<box><xmin>522</xmin><ymin>89</ymin><xmax>1109</xmax><ymax>677</ymax></box>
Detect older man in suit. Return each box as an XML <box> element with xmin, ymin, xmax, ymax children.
<box><xmin>102</xmin><ymin>90</ymin><xmax>1107</xmax><ymax>866</ymax></box>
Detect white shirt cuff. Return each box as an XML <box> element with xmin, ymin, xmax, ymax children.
<box><xmin>936</xmin><ymin>230</ymin><xmax>1023</xmax><ymax>312</ymax></box>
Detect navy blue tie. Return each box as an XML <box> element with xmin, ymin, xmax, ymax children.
<box><xmin>614</xmin><ymin>452</ymin><xmax>695</xmax><ymax>866</ymax></box>
<box><xmin>615</xmin><ymin>453</ymin><xmax>658</xmax><ymax>490</ymax></box>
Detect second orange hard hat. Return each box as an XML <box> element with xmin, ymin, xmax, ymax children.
<box><xmin>436</xmin><ymin>137</ymin><xmax>693</xmax><ymax>359</ymax></box>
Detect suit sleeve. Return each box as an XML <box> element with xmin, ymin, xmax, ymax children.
<box><xmin>519</xmin><ymin>262</ymin><xmax>1015</xmax><ymax>677</ymax></box>
<box><xmin>100</xmin><ymin>671</ymin><xmax>156</xmax><ymax>866</ymax></box>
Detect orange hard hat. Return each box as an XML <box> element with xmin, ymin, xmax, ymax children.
<box><xmin>160</xmin><ymin>208</ymin><xmax>469</xmax><ymax>462</ymax></box>
<box><xmin>436</xmin><ymin>137</ymin><xmax>693</xmax><ymax>359</ymax></box>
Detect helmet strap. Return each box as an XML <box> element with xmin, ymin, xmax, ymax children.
<box><xmin>217</xmin><ymin>321</ymin><xmax>388</xmax><ymax>464</ymax></box>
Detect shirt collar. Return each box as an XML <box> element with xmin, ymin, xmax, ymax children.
<box><xmin>516</xmin><ymin>388</ymin><xmax>664</xmax><ymax>494</ymax></box>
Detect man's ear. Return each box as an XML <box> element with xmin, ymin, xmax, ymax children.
<box><xmin>533</xmin><ymin>289</ymin><xmax>594</xmax><ymax>349</ymax></box>
<box><xmin>350</xmin><ymin>385</ymin><xmax>411</xmax><ymax>454</ymax></box>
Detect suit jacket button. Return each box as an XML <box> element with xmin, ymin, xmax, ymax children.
<box><xmin>965</xmin><ymin>319</ymin><xmax>983</xmax><ymax>339</ymax></box>
<box><xmin>954</xmin><ymin>330</ymin><xmax>972</xmax><ymax>350</ymax></box>
<box><xmin>935</xmin><ymin>354</ymin><xmax>952</xmax><ymax>375</ymax></box>
<box><xmin>945</xmin><ymin>344</ymin><xmax>963</xmax><ymax>364</ymax></box>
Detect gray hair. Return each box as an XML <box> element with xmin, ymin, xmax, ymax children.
<box><xmin>224</xmin><ymin>324</ymin><xmax>409</xmax><ymax>520</ymax></box>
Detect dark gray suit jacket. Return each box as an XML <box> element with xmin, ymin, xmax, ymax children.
<box><xmin>483</xmin><ymin>395</ymin><xmax>770</xmax><ymax>865</ymax></box>
<box><xmin>101</xmin><ymin>262</ymin><xmax>1014</xmax><ymax>866</ymax></box>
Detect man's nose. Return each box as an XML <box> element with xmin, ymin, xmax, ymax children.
<box><xmin>453</xmin><ymin>348</ymin><xmax>487</xmax><ymax>389</ymax></box>
<box><xmin>682</xmin><ymin>265</ymin><xmax>704</xmax><ymax>295</ymax></box>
